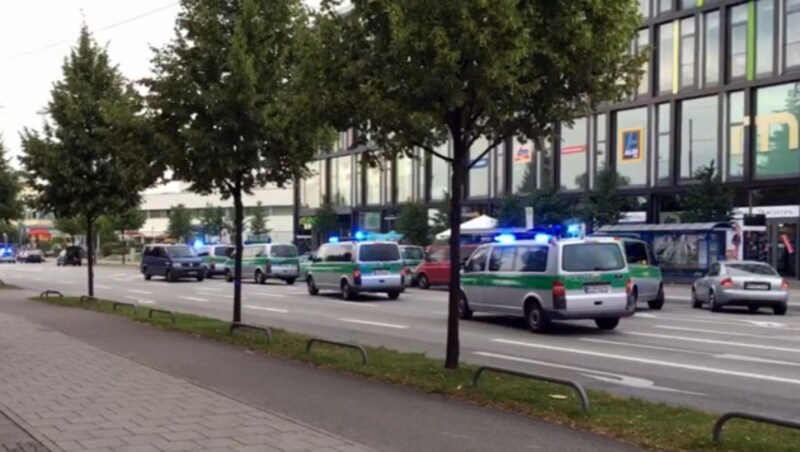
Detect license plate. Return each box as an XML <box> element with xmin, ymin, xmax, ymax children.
<box><xmin>584</xmin><ymin>285</ymin><xmax>610</xmax><ymax>294</ymax></box>
<box><xmin>745</xmin><ymin>282</ymin><xmax>770</xmax><ymax>291</ymax></box>
<box><xmin>373</xmin><ymin>270</ymin><xmax>390</xmax><ymax>276</ymax></box>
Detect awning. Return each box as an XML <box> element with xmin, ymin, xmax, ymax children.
<box><xmin>435</xmin><ymin>215</ymin><xmax>498</xmax><ymax>240</ymax></box>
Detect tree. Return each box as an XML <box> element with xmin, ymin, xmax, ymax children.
<box><xmin>496</xmin><ymin>196</ymin><xmax>526</xmax><ymax>228</ymax></box>
<box><xmin>200</xmin><ymin>204</ymin><xmax>229</xmax><ymax>239</ymax></box>
<box><xmin>20</xmin><ymin>26</ymin><xmax>157</xmax><ymax>297</ymax></box>
<box><xmin>54</xmin><ymin>217</ymin><xmax>83</xmax><ymax>244</ymax></box>
<box><xmin>0</xmin><ymin>222</ymin><xmax>20</xmax><ymax>245</ymax></box>
<box><xmin>395</xmin><ymin>202</ymin><xmax>431</xmax><ymax>246</ymax></box>
<box><xmin>430</xmin><ymin>193</ymin><xmax>451</xmax><ymax>236</ymax></box>
<box><xmin>682</xmin><ymin>162</ymin><xmax>734</xmax><ymax>223</ymax></box>
<box><xmin>167</xmin><ymin>204</ymin><xmax>194</xmax><ymax>243</ymax></box>
<box><xmin>578</xmin><ymin>168</ymin><xmax>633</xmax><ymax>230</ymax></box>
<box><xmin>312</xmin><ymin>195</ymin><xmax>338</xmax><ymax>242</ymax></box>
<box><xmin>146</xmin><ymin>0</ymin><xmax>327</xmax><ymax>323</ymax></box>
<box><xmin>107</xmin><ymin>207</ymin><xmax>146</xmax><ymax>235</ymax></box>
<box><xmin>248</xmin><ymin>201</ymin><xmax>271</xmax><ymax>237</ymax></box>
<box><xmin>313</xmin><ymin>0</ymin><xmax>643</xmax><ymax>368</ymax></box>
<box><xmin>530</xmin><ymin>185</ymin><xmax>571</xmax><ymax>227</ymax></box>
<box><xmin>0</xmin><ymin>139</ymin><xmax>21</xmax><ymax>224</ymax></box>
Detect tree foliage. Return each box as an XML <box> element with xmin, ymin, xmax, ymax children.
<box><xmin>146</xmin><ymin>0</ymin><xmax>328</xmax><ymax>322</ymax></box>
<box><xmin>430</xmin><ymin>193</ymin><xmax>451</xmax><ymax>236</ymax></box>
<box><xmin>312</xmin><ymin>195</ymin><xmax>338</xmax><ymax>240</ymax></box>
<box><xmin>496</xmin><ymin>196</ymin><xmax>526</xmax><ymax>228</ymax></box>
<box><xmin>578</xmin><ymin>168</ymin><xmax>633</xmax><ymax>230</ymax></box>
<box><xmin>20</xmin><ymin>26</ymin><xmax>157</xmax><ymax>296</ymax></box>
<box><xmin>682</xmin><ymin>162</ymin><xmax>734</xmax><ymax>223</ymax></box>
<box><xmin>54</xmin><ymin>217</ymin><xmax>83</xmax><ymax>243</ymax></box>
<box><xmin>200</xmin><ymin>204</ymin><xmax>230</xmax><ymax>238</ymax></box>
<box><xmin>248</xmin><ymin>201</ymin><xmax>271</xmax><ymax>236</ymax></box>
<box><xmin>167</xmin><ymin>204</ymin><xmax>194</xmax><ymax>243</ymax></box>
<box><xmin>0</xmin><ymin>139</ymin><xmax>21</xmax><ymax>223</ymax></box>
<box><xmin>395</xmin><ymin>202</ymin><xmax>431</xmax><ymax>246</ymax></box>
<box><xmin>530</xmin><ymin>185</ymin><xmax>571</xmax><ymax>227</ymax></box>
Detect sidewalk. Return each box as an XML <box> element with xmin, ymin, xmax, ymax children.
<box><xmin>0</xmin><ymin>290</ymin><xmax>637</xmax><ymax>452</ymax></box>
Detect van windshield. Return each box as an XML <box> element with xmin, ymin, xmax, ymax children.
<box><xmin>166</xmin><ymin>246</ymin><xmax>197</xmax><ymax>258</ymax></box>
<box><xmin>359</xmin><ymin>244</ymin><xmax>400</xmax><ymax>262</ymax></box>
<box><xmin>401</xmin><ymin>247</ymin><xmax>424</xmax><ymax>260</ymax></box>
<box><xmin>562</xmin><ymin>243</ymin><xmax>625</xmax><ymax>272</ymax></box>
<box><xmin>271</xmin><ymin>245</ymin><xmax>298</xmax><ymax>257</ymax></box>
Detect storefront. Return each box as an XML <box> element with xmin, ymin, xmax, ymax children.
<box><xmin>733</xmin><ymin>205</ymin><xmax>800</xmax><ymax>279</ymax></box>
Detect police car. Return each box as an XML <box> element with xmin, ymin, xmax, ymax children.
<box><xmin>223</xmin><ymin>243</ymin><xmax>300</xmax><ymax>285</ymax></box>
<box><xmin>458</xmin><ymin>234</ymin><xmax>635</xmax><ymax>332</ymax></box>
<box><xmin>306</xmin><ymin>236</ymin><xmax>405</xmax><ymax>300</ymax></box>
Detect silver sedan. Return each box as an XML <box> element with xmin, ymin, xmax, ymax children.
<box><xmin>692</xmin><ymin>261</ymin><xmax>789</xmax><ymax>315</ymax></box>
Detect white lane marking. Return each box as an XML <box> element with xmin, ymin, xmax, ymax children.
<box><xmin>179</xmin><ymin>296</ymin><xmax>209</xmax><ymax>303</ymax></box>
<box><xmin>338</xmin><ymin>318</ymin><xmax>409</xmax><ymax>329</ymax></box>
<box><xmin>244</xmin><ymin>305</ymin><xmax>288</xmax><ymax>313</ymax></box>
<box><xmin>123</xmin><ymin>296</ymin><xmax>154</xmax><ymax>305</ymax></box>
<box><xmin>743</xmin><ymin>320</ymin><xmax>786</xmax><ymax>328</ymax></box>
<box><xmin>95</xmin><ymin>285</ymin><xmax>111</xmax><ymax>289</ymax></box>
<box><xmin>634</xmin><ymin>313</ymin><xmax>658</xmax><ymax>318</ymax></box>
<box><xmin>111</xmin><ymin>273</ymin><xmax>128</xmax><ymax>278</ymax></box>
<box><xmin>250</xmin><ymin>292</ymin><xmax>286</xmax><ymax>299</ymax></box>
<box><xmin>654</xmin><ymin>325</ymin><xmax>800</xmax><ymax>341</ymax></box>
<box><xmin>715</xmin><ymin>354</ymin><xmax>800</xmax><ymax>367</ymax></box>
<box><xmin>326</xmin><ymin>300</ymin><xmax>378</xmax><ymax>308</ymax></box>
<box><xmin>196</xmin><ymin>287</ymin><xmax>223</xmax><ymax>292</ymax></box>
<box><xmin>474</xmin><ymin>351</ymin><xmax>704</xmax><ymax>395</ymax></box>
<box><xmin>432</xmin><ymin>311</ymin><xmax>449</xmax><ymax>315</ymax></box>
<box><xmin>624</xmin><ymin>332</ymin><xmax>800</xmax><ymax>354</ymax></box>
<box><xmin>57</xmin><ymin>280</ymin><xmax>75</xmax><ymax>285</ymax></box>
<box><xmin>580</xmin><ymin>338</ymin><xmax>708</xmax><ymax>356</ymax></box>
<box><xmin>667</xmin><ymin>295</ymin><xmax>692</xmax><ymax>301</ymax></box>
<box><xmin>127</xmin><ymin>289</ymin><xmax>153</xmax><ymax>295</ymax></box>
<box><xmin>492</xmin><ymin>338</ymin><xmax>800</xmax><ymax>386</ymax></box>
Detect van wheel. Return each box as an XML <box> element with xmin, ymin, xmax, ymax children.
<box><xmin>387</xmin><ymin>290</ymin><xmax>400</xmax><ymax>300</ymax></box>
<box><xmin>196</xmin><ymin>275</ymin><xmax>205</xmax><ymax>282</ymax></box>
<box><xmin>648</xmin><ymin>285</ymin><xmax>665</xmax><ymax>310</ymax></box>
<box><xmin>417</xmin><ymin>274</ymin><xmax>430</xmax><ymax>290</ymax></box>
<box><xmin>595</xmin><ymin>318</ymin><xmax>620</xmax><ymax>330</ymax></box>
<box><xmin>255</xmin><ymin>270</ymin><xmax>266</xmax><ymax>285</ymax></box>
<box><xmin>341</xmin><ymin>281</ymin><xmax>355</xmax><ymax>300</ymax></box>
<box><xmin>307</xmin><ymin>276</ymin><xmax>319</xmax><ymax>295</ymax></box>
<box><xmin>524</xmin><ymin>300</ymin><xmax>549</xmax><ymax>333</ymax></box>
<box><xmin>458</xmin><ymin>292</ymin><xmax>473</xmax><ymax>320</ymax></box>
<box><xmin>165</xmin><ymin>270</ymin><xmax>175</xmax><ymax>282</ymax></box>
<box><xmin>225</xmin><ymin>269</ymin><xmax>233</xmax><ymax>283</ymax></box>
<box><xmin>143</xmin><ymin>268</ymin><xmax>151</xmax><ymax>281</ymax></box>
<box><xmin>285</xmin><ymin>278</ymin><xmax>296</xmax><ymax>286</ymax></box>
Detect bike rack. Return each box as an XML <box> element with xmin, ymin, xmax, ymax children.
<box><xmin>39</xmin><ymin>290</ymin><xmax>63</xmax><ymax>299</ymax></box>
<box><xmin>229</xmin><ymin>323</ymin><xmax>273</xmax><ymax>343</ymax></box>
<box><xmin>472</xmin><ymin>366</ymin><xmax>590</xmax><ymax>414</ymax></box>
<box><xmin>713</xmin><ymin>412</ymin><xmax>800</xmax><ymax>444</ymax></box>
<box><xmin>79</xmin><ymin>295</ymin><xmax>98</xmax><ymax>304</ymax></box>
<box><xmin>148</xmin><ymin>308</ymin><xmax>176</xmax><ymax>324</ymax></box>
<box><xmin>306</xmin><ymin>338</ymin><xmax>368</xmax><ymax>365</ymax></box>
<box><xmin>112</xmin><ymin>301</ymin><xmax>138</xmax><ymax>314</ymax></box>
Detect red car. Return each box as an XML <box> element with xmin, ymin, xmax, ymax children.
<box><xmin>414</xmin><ymin>244</ymin><xmax>478</xmax><ymax>289</ymax></box>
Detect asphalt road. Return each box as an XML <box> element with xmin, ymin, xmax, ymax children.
<box><xmin>3</xmin><ymin>262</ymin><xmax>800</xmax><ymax>421</ymax></box>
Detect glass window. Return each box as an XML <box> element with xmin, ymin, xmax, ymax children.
<box><xmin>430</xmin><ymin>142</ymin><xmax>450</xmax><ymax>201</ymax></box>
<box><xmin>401</xmin><ymin>246</ymin><xmax>424</xmax><ymax>260</ymax></box>
<box><xmin>659</xmin><ymin>0</ymin><xmax>673</xmax><ymax>14</ymax></box>
<box><xmin>331</xmin><ymin>156</ymin><xmax>352</xmax><ymax>206</ymax></box>
<box><xmin>469</xmin><ymin>136</ymin><xmax>490</xmax><ymax>198</ymax></box>
<box><xmin>214</xmin><ymin>246</ymin><xmax>234</xmax><ymax>257</ymax></box>
<box><xmin>514</xmin><ymin>246</ymin><xmax>549</xmax><ymax>272</ymax></box>
<box><xmin>382</xmin><ymin>159</ymin><xmax>392</xmax><ymax>204</ymax></box>
<box><xmin>726</xmin><ymin>262</ymin><xmax>779</xmax><ymax>275</ymax></box>
<box><xmin>270</xmin><ymin>245</ymin><xmax>298</xmax><ymax>257</ymax></box>
<box><xmin>754</xmin><ymin>83</ymin><xmax>800</xmax><ymax>179</ymax></box>
<box><xmin>560</xmin><ymin>118</ymin><xmax>588</xmax><ymax>190</ymax></box>
<box><xmin>594</xmin><ymin>114</ymin><xmax>607</xmax><ymax>179</ymax></box>
<box><xmin>680</xmin><ymin>17</ymin><xmax>696</xmax><ymax>89</ymax></box>
<box><xmin>489</xmin><ymin>246</ymin><xmax>516</xmax><ymax>272</ymax></box>
<box><xmin>300</xmin><ymin>161</ymin><xmax>321</xmax><ymax>209</ymax></box>
<box><xmin>358</xmin><ymin>243</ymin><xmax>400</xmax><ymax>262</ymax></box>
<box><xmin>658</xmin><ymin>22</ymin><xmax>674</xmax><ymax>94</ymax></box>
<box><xmin>562</xmin><ymin>243</ymin><xmax>626</xmax><ymax>272</ymax></box>
<box><xmin>787</xmin><ymin>0</ymin><xmax>800</xmax><ymax>68</ymax></box>
<box><xmin>704</xmin><ymin>11</ymin><xmax>720</xmax><ymax>86</ymax></box>
<box><xmin>396</xmin><ymin>154</ymin><xmax>414</xmax><ymax>203</ymax></box>
<box><xmin>657</xmin><ymin>103</ymin><xmax>672</xmax><ymax>184</ymax></box>
<box><xmin>756</xmin><ymin>0</ymin><xmax>775</xmax><ymax>77</ymax></box>
<box><xmin>365</xmin><ymin>159</ymin><xmax>381</xmax><ymax>205</ymax></box>
<box><xmin>494</xmin><ymin>145</ymin><xmax>506</xmax><ymax>196</ymax></box>
<box><xmin>639</xmin><ymin>0</ymin><xmax>650</xmax><ymax>19</ymax></box>
<box><xmin>166</xmin><ymin>245</ymin><xmax>196</xmax><ymax>258</ymax></box>
<box><xmin>727</xmin><ymin>91</ymin><xmax>746</xmax><ymax>179</ymax></box>
<box><xmin>624</xmin><ymin>241</ymin><xmax>651</xmax><ymax>265</ymax></box>
<box><xmin>729</xmin><ymin>4</ymin><xmax>749</xmax><ymax>80</ymax></box>
<box><xmin>680</xmin><ymin>95</ymin><xmax>719</xmax><ymax>179</ymax></box>
<box><xmin>637</xmin><ymin>29</ymin><xmax>650</xmax><ymax>96</ymax></box>
<box><xmin>538</xmin><ymin>139</ymin><xmax>555</xmax><ymax>188</ymax></box>
<box><xmin>678</xmin><ymin>0</ymin><xmax>694</xmax><ymax>9</ymax></box>
<box><xmin>511</xmin><ymin>138</ymin><xmax>536</xmax><ymax>194</ymax></box>
<box><xmin>465</xmin><ymin>247</ymin><xmax>489</xmax><ymax>272</ymax></box>
<box><xmin>616</xmin><ymin>107</ymin><xmax>648</xmax><ymax>186</ymax></box>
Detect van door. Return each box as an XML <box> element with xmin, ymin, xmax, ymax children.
<box><xmin>462</xmin><ymin>246</ymin><xmax>490</xmax><ymax>307</ymax></box>
<box><xmin>152</xmin><ymin>246</ymin><xmax>167</xmax><ymax>276</ymax></box>
<box><xmin>484</xmin><ymin>245</ymin><xmax>520</xmax><ymax>312</ymax></box>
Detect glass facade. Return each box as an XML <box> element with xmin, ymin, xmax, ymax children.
<box><xmin>469</xmin><ymin>136</ymin><xmax>490</xmax><ymax>198</ymax></box>
<box><xmin>680</xmin><ymin>17</ymin><xmax>696</xmax><ymax>89</ymax></box>
<box><xmin>637</xmin><ymin>30</ymin><xmax>650</xmax><ymax>96</ymax></box>
<box><xmin>659</xmin><ymin>0</ymin><xmax>674</xmax><ymax>14</ymax></box>
<box><xmin>300</xmin><ymin>161</ymin><xmax>322</xmax><ymax>209</ymax></box>
<box><xmin>727</xmin><ymin>91</ymin><xmax>746</xmax><ymax>179</ymax></box>
<box><xmin>729</xmin><ymin>4</ymin><xmax>748</xmax><ymax>80</ymax></box>
<box><xmin>332</xmin><ymin>155</ymin><xmax>352</xmax><ymax>206</ymax></box>
<box><xmin>560</xmin><ymin>118</ymin><xmax>588</xmax><ymax>190</ymax></box>
<box><xmin>594</xmin><ymin>114</ymin><xmax>608</xmax><ymax>179</ymax></box>
<box><xmin>365</xmin><ymin>159</ymin><xmax>381</xmax><ymax>205</ymax></box>
<box><xmin>788</xmin><ymin>0</ymin><xmax>800</xmax><ymax>69</ymax></box>
<box><xmin>430</xmin><ymin>142</ymin><xmax>450</xmax><ymax>201</ymax></box>
<box><xmin>754</xmin><ymin>82</ymin><xmax>800</xmax><ymax>179</ymax></box>
<box><xmin>704</xmin><ymin>11</ymin><xmax>720</xmax><ymax>86</ymax></box>
<box><xmin>658</xmin><ymin>23</ymin><xmax>675</xmax><ymax>94</ymax></box>
<box><xmin>396</xmin><ymin>154</ymin><xmax>414</xmax><ymax>203</ymax></box>
<box><xmin>512</xmin><ymin>137</ymin><xmax>536</xmax><ymax>194</ymax></box>
<box><xmin>680</xmin><ymin>95</ymin><xmax>719</xmax><ymax>179</ymax></box>
<box><xmin>494</xmin><ymin>146</ymin><xmax>505</xmax><ymax>196</ymax></box>
<box><xmin>616</xmin><ymin>107</ymin><xmax>648</xmax><ymax>186</ymax></box>
<box><xmin>656</xmin><ymin>103</ymin><xmax>671</xmax><ymax>184</ymax></box>
<box><xmin>639</xmin><ymin>0</ymin><xmax>650</xmax><ymax>18</ymax></box>
<box><xmin>755</xmin><ymin>0</ymin><xmax>775</xmax><ymax>77</ymax></box>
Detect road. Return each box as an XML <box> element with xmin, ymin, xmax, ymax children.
<box><xmin>3</xmin><ymin>262</ymin><xmax>800</xmax><ymax>421</ymax></box>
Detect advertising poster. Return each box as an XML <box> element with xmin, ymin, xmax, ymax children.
<box><xmin>652</xmin><ymin>233</ymin><xmax>700</xmax><ymax>269</ymax></box>
<box><xmin>514</xmin><ymin>144</ymin><xmax>532</xmax><ymax>163</ymax></box>
<box><xmin>620</xmin><ymin>128</ymin><xmax>643</xmax><ymax>162</ymax></box>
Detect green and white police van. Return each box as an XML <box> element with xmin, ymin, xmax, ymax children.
<box><xmin>223</xmin><ymin>243</ymin><xmax>300</xmax><ymax>285</ymax></box>
<box><xmin>306</xmin><ymin>239</ymin><xmax>406</xmax><ymax>300</ymax></box>
<box><xmin>459</xmin><ymin>235</ymin><xmax>635</xmax><ymax>333</ymax></box>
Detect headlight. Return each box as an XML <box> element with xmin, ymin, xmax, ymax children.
<box><xmin>173</xmin><ymin>262</ymin><xmax>181</xmax><ymax>268</ymax></box>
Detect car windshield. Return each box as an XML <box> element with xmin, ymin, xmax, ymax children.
<box><xmin>271</xmin><ymin>245</ymin><xmax>298</xmax><ymax>257</ymax></box>
<box><xmin>726</xmin><ymin>263</ymin><xmax>778</xmax><ymax>276</ymax></box>
<box><xmin>166</xmin><ymin>246</ymin><xmax>196</xmax><ymax>258</ymax></box>
<box><xmin>401</xmin><ymin>247</ymin><xmax>424</xmax><ymax>260</ymax></box>
<box><xmin>562</xmin><ymin>243</ymin><xmax>625</xmax><ymax>272</ymax></box>
<box><xmin>359</xmin><ymin>244</ymin><xmax>400</xmax><ymax>262</ymax></box>
<box><xmin>214</xmin><ymin>246</ymin><xmax>234</xmax><ymax>257</ymax></box>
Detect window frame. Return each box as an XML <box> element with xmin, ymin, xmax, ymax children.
<box><xmin>465</xmin><ymin>246</ymin><xmax>490</xmax><ymax>273</ymax></box>
<box><xmin>703</xmin><ymin>10</ymin><xmax>721</xmax><ymax>87</ymax></box>
<box><xmin>784</xmin><ymin>0</ymin><xmax>800</xmax><ymax>71</ymax></box>
<box><xmin>728</xmin><ymin>3</ymin><xmax>749</xmax><ymax>82</ymax></box>
<box><xmin>679</xmin><ymin>16</ymin><xmax>698</xmax><ymax>90</ymax></box>
<box><xmin>489</xmin><ymin>246</ymin><xmax>517</xmax><ymax>272</ymax></box>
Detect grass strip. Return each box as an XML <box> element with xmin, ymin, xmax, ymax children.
<box><xmin>32</xmin><ymin>294</ymin><xmax>800</xmax><ymax>452</ymax></box>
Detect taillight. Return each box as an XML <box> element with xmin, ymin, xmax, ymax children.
<box><xmin>781</xmin><ymin>279</ymin><xmax>790</xmax><ymax>290</ymax></box>
<box><xmin>552</xmin><ymin>280</ymin><xmax>566</xmax><ymax>309</ymax></box>
<box><xmin>353</xmin><ymin>267</ymin><xmax>362</xmax><ymax>285</ymax></box>
<box><xmin>625</xmin><ymin>279</ymin><xmax>633</xmax><ymax>294</ymax></box>
<box><xmin>721</xmin><ymin>278</ymin><xmax>733</xmax><ymax>288</ymax></box>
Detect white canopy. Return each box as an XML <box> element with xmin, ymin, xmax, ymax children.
<box><xmin>435</xmin><ymin>215</ymin><xmax>498</xmax><ymax>240</ymax></box>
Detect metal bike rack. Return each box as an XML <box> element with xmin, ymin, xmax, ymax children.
<box><xmin>306</xmin><ymin>338</ymin><xmax>368</xmax><ymax>365</ymax></box>
<box><xmin>472</xmin><ymin>366</ymin><xmax>590</xmax><ymax>414</ymax></box>
<box><xmin>148</xmin><ymin>308</ymin><xmax>176</xmax><ymax>324</ymax></box>
<box><xmin>229</xmin><ymin>323</ymin><xmax>273</xmax><ymax>344</ymax></box>
<box><xmin>79</xmin><ymin>295</ymin><xmax>98</xmax><ymax>304</ymax></box>
<box><xmin>112</xmin><ymin>301</ymin><xmax>138</xmax><ymax>314</ymax></box>
<box><xmin>713</xmin><ymin>412</ymin><xmax>800</xmax><ymax>444</ymax></box>
<box><xmin>39</xmin><ymin>290</ymin><xmax>63</xmax><ymax>298</ymax></box>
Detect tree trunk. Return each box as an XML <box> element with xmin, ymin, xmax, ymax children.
<box><xmin>232</xmin><ymin>189</ymin><xmax>244</xmax><ymax>323</ymax></box>
<box><xmin>445</xmin><ymin>139</ymin><xmax>466</xmax><ymax>369</ymax></box>
<box><xmin>86</xmin><ymin>217</ymin><xmax>95</xmax><ymax>298</ymax></box>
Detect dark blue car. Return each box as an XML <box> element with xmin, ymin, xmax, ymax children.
<box><xmin>141</xmin><ymin>244</ymin><xmax>206</xmax><ymax>282</ymax></box>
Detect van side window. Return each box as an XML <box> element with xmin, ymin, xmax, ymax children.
<box><xmin>624</xmin><ymin>241</ymin><xmax>650</xmax><ymax>265</ymax></box>
<box><xmin>465</xmin><ymin>247</ymin><xmax>489</xmax><ymax>273</ymax></box>
<box><xmin>489</xmin><ymin>246</ymin><xmax>516</xmax><ymax>272</ymax></box>
<box><xmin>515</xmin><ymin>246</ymin><xmax>548</xmax><ymax>272</ymax></box>
<box><xmin>154</xmin><ymin>247</ymin><xmax>166</xmax><ymax>258</ymax></box>
<box><xmin>317</xmin><ymin>245</ymin><xmax>328</xmax><ymax>261</ymax></box>
<box><xmin>254</xmin><ymin>247</ymin><xmax>266</xmax><ymax>258</ymax></box>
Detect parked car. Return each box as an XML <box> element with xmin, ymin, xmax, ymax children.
<box><xmin>141</xmin><ymin>244</ymin><xmax>206</xmax><ymax>282</ymax></box>
<box><xmin>56</xmin><ymin>246</ymin><xmax>83</xmax><ymax>266</ymax></box>
<box><xmin>0</xmin><ymin>247</ymin><xmax>15</xmax><ymax>264</ymax></box>
<box><xmin>692</xmin><ymin>260</ymin><xmax>789</xmax><ymax>315</ymax></box>
<box><xmin>19</xmin><ymin>250</ymin><xmax>44</xmax><ymax>263</ymax></box>
<box><xmin>414</xmin><ymin>244</ymin><xmax>478</xmax><ymax>289</ymax></box>
<box><xmin>307</xmin><ymin>240</ymin><xmax>405</xmax><ymax>300</ymax></box>
<box><xmin>399</xmin><ymin>245</ymin><xmax>425</xmax><ymax>286</ymax></box>
<box><xmin>196</xmin><ymin>245</ymin><xmax>234</xmax><ymax>278</ymax></box>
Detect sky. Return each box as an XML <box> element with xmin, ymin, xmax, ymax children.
<box><xmin>0</xmin><ymin>0</ymin><xmax>322</xmax><ymax>167</ymax></box>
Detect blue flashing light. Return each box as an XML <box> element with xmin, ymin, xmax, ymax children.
<box><xmin>494</xmin><ymin>233</ymin><xmax>516</xmax><ymax>244</ymax></box>
<box><xmin>354</xmin><ymin>230</ymin><xmax>366</xmax><ymax>241</ymax></box>
<box><xmin>193</xmin><ymin>239</ymin><xmax>205</xmax><ymax>249</ymax></box>
<box><xmin>534</xmin><ymin>233</ymin><xmax>551</xmax><ymax>244</ymax></box>
<box><xmin>329</xmin><ymin>236</ymin><xmax>340</xmax><ymax>243</ymax></box>
<box><xmin>567</xmin><ymin>224</ymin><xmax>581</xmax><ymax>235</ymax></box>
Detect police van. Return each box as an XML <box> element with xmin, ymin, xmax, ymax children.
<box><xmin>459</xmin><ymin>235</ymin><xmax>634</xmax><ymax>332</ymax></box>
<box><xmin>307</xmin><ymin>239</ymin><xmax>406</xmax><ymax>300</ymax></box>
<box><xmin>223</xmin><ymin>243</ymin><xmax>300</xmax><ymax>285</ymax></box>
<box><xmin>620</xmin><ymin>238</ymin><xmax>664</xmax><ymax>310</ymax></box>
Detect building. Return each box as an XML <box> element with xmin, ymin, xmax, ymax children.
<box><xmin>295</xmin><ymin>0</ymin><xmax>800</xmax><ymax>278</ymax></box>
<box><xmin>141</xmin><ymin>181</ymin><xmax>295</xmax><ymax>244</ymax></box>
